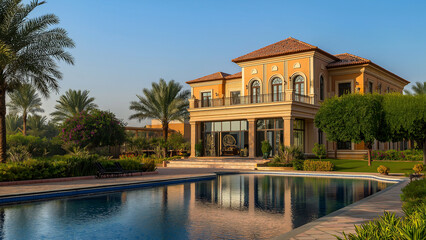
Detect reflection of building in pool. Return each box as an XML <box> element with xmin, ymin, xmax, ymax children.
<box><xmin>187</xmin><ymin>37</ymin><xmax>409</xmax><ymax>159</ymax></box>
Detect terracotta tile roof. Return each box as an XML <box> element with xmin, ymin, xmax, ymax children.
<box><xmin>186</xmin><ymin>72</ymin><xmax>230</xmax><ymax>84</ymax></box>
<box><xmin>328</xmin><ymin>53</ymin><xmax>409</xmax><ymax>84</ymax></box>
<box><xmin>224</xmin><ymin>71</ymin><xmax>242</xmax><ymax>79</ymax></box>
<box><xmin>327</xmin><ymin>53</ymin><xmax>371</xmax><ymax>68</ymax></box>
<box><xmin>232</xmin><ymin>37</ymin><xmax>338</xmax><ymax>63</ymax></box>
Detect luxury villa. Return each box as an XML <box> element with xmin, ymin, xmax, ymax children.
<box><xmin>186</xmin><ymin>37</ymin><xmax>409</xmax><ymax>160</ymax></box>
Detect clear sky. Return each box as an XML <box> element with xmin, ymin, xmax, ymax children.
<box><xmin>27</xmin><ymin>0</ymin><xmax>426</xmax><ymax>126</ymax></box>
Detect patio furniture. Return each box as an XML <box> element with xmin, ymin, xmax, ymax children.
<box><xmin>114</xmin><ymin>162</ymin><xmax>144</xmax><ymax>176</ymax></box>
<box><xmin>409</xmin><ymin>173</ymin><xmax>423</xmax><ymax>182</ymax></box>
<box><xmin>95</xmin><ymin>162</ymin><xmax>124</xmax><ymax>178</ymax></box>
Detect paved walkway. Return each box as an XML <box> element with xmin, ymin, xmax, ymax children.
<box><xmin>0</xmin><ymin>168</ymin><xmax>407</xmax><ymax>240</ymax></box>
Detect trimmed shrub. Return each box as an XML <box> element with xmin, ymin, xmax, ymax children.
<box><xmin>366</xmin><ymin>149</ymin><xmax>422</xmax><ymax>161</ymax></box>
<box><xmin>303</xmin><ymin>160</ymin><xmax>334</xmax><ymax>171</ymax></box>
<box><xmin>377</xmin><ymin>165</ymin><xmax>390</xmax><ymax>175</ymax></box>
<box><xmin>413</xmin><ymin>164</ymin><xmax>424</xmax><ymax>174</ymax></box>
<box><xmin>266</xmin><ymin>162</ymin><xmax>293</xmax><ymax>167</ymax></box>
<box><xmin>261</xmin><ymin>140</ymin><xmax>272</xmax><ymax>159</ymax></box>
<box><xmin>293</xmin><ymin>160</ymin><xmax>304</xmax><ymax>170</ymax></box>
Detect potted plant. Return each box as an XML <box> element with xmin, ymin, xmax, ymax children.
<box><xmin>195</xmin><ymin>140</ymin><xmax>203</xmax><ymax>157</ymax></box>
<box><xmin>261</xmin><ymin>140</ymin><xmax>272</xmax><ymax>159</ymax></box>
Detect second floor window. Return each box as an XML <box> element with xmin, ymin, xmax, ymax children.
<box><xmin>251</xmin><ymin>80</ymin><xmax>260</xmax><ymax>103</ymax></box>
<box><xmin>271</xmin><ymin>77</ymin><xmax>282</xmax><ymax>102</ymax></box>
<box><xmin>320</xmin><ymin>76</ymin><xmax>324</xmax><ymax>100</ymax></box>
<box><xmin>201</xmin><ymin>92</ymin><xmax>211</xmax><ymax>107</ymax></box>
<box><xmin>293</xmin><ymin>75</ymin><xmax>304</xmax><ymax>95</ymax></box>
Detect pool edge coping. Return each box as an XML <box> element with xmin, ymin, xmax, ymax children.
<box><xmin>271</xmin><ymin>179</ymin><xmax>408</xmax><ymax>240</ymax></box>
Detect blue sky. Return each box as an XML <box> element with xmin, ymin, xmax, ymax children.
<box><xmin>29</xmin><ymin>0</ymin><xmax>426</xmax><ymax>126</ymax></box>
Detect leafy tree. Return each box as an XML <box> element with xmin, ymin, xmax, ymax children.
<box><xmin>60</xmin><ymin>110</ymin><xmax>126</xmax><ymax>150</ymax></box>
<box><xmin>315</xmin><ymin>94</ymin><xmax>388</xmax><ymax>166</ymax></box>
<box><xmin>404</xmin><ymin>81</ymin><xmax>426</xmax><ymax>95</ymax></box>
<box><xmin>0</xmin><ymin>0</ymin><xmax>75</xmax><ymax>162</ymax></box>
<box><xmin>7</xmin><ymin>84</ymin><xmax>44</xmax><ymax>135</ymax></box>
<box><xmin>5</xmin><ymin>114</ymin><xmax>22</xmax><ymax>134</ymax></box>
<box><xmin>383</xmin><ymin>93</ymin><xmax>426</xmax><ymax>164</ymax></box>
<box><xmin>129</xmin><ymin>79</ymin><xmax>190</xmax><ymax>155</ymax></box>
<box><xmin>51</xmin><ymin>89</ymin><xmax>98</xmax><ymax>122</ymax></box>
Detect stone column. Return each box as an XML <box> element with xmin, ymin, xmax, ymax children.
<box><xmin>283</xmin><ymin>117</ymin><xmax>294</xmax><ymax>147</ymax></box>
<box><xmin>190</xmin><ymin>121</ymin><xmax>198</xmax><ymax>158</ymax></box>
<box><xmin>248</xmin><ymin>119</ymin><xmax>256</xmax><ymax>158</ymax></box>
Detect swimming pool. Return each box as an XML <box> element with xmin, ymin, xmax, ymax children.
<box><xmin>0</xmin><ymin>174</ymin><xmax>393</xmax><ymax>240</ymax></box>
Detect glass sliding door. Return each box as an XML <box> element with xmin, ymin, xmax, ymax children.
<box><xmin>256</xmin><ymin>118</ymin><xmax>284</xmax><ymax>157</ymax></box>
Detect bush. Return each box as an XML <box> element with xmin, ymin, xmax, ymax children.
<box><xmin>6</xmin><ymin>134</ymin><xmax>65</xmax><ymax>159</ymax></box>
<box><xmin>377</xmin><ymin>165</ymin><xmax>390</xmax><ymax>175</ymax></box>
<box><xmin>7</xmin><ymin>145</ymin><xmax>31</xmax><ymax>162</ymax></box>
<box><xmin>312</xmin><ymin>143</ymin><xmax>326</xmax><ymax>160</ymax></box>
<box><xmin>266</xmin><ymin>162</ymin><xmax>293</xmax><ymax>167</ymax></box>
<box><xmin>286</xmin><ymin>145</ymin><xmax>304</xmax><ymax>161</ymax></box>
<box><xmin>366</xmin><ymin>149</ymin><xmax>422</xmax><ymax>161</ymax></box>
<box><xmin>413</xmin><ymin>164</ymin><xmax>424</xmax><ymax>174</ymax></box>
<box><xmin>303</xmin><ymin>160</ymin><xmax>334</xmax><ymax>171</ymax></box>
<box><xmin>60</xmin><ymin>110</ymin><xmax>126</xmax><ymax>149</ymax></box>
<box><xmin>0</xmin><ymin>155</ymin><xmax>157</xmax><ymax>182</ymax></box>
<box><xmin>293</xmin><ymin>160</ymin><xmax>304</xmax><ymax>170</ymax></box>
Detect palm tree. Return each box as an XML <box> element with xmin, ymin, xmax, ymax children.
<box><xmin>0</xmin><ymin>0</ymin><xmax>74</xmax><ymax>162</ymax></box>
<box><xmin>129</xmin><ymin>79</ymin><xmax>190</xmax><ymax>156</ymax></box>
<box><xmin>7</xmin><ymin>84</ymin><xmax>44</xmax><ymax>135</ymax></box>
<box><xmin>51</xmin><ymin>89</ymin><xmax>98</xmax><ymax>122</ymax></box>
<box><xmin>5</xmin><ymin>114</ymin><xmax>22</xmax><ymax>134</ymax></box>
<box><xmin>404</xmin><ymin>82</ymin><xmax>426</xmax><ymax>95</ymax></box>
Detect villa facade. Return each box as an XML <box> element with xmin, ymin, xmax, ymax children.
<box><xmin>187</xmin><ymin>37</ymin><xmax>409</xmax><ymax>159</ymax></box>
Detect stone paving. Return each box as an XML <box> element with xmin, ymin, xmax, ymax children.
<box><xmin>0</xmin><ymin>168</ymin><xmax>408</xmax><ymax>240</ymax></box>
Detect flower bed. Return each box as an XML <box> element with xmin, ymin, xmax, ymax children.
<box><xmin>364</xmin><ymin>149</ymin><xmax>422</xmax><ymax>161</ymax></box>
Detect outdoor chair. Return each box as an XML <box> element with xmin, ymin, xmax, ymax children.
<box><xmin>114</xmin><ymin>162</ymin><xmax>144</xmax><ymax>177</ymax></box>
<box><xmin>95</xmin><ymin>162</ymin><xmax>124</xmax><ymax>178</ymax></box>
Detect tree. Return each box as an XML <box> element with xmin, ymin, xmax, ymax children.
<box><xmin>315</xmin><ymin>94</ymin><xmax>388</xmax><ymax>166</ymax></box>
<box><xmin>7</xmin><ymin>84</ymin><xmax>44</xmax><ymax>135</ymax></box>
<box><xmin>404</xmin><ymin>82</ymin><xmax>426</xmax><ymax>95</ymax></box>
<box><xmin>383</xmin><ymin>93</ymin><xmax>426</xmax><ymax>164</ymax></box>
<box><xmin>312</xmin><ymin>143</ymin><xmax>326</xmax><ymax>160</ymax></box>
<box><xmin>0</xmin><ymin>0</ymin><xmax>75</xmax><ymax>162</ymax></box>
<box><xmin>5</xmin><ymin>114</ymin><xmax>22</xmax><ymax>134</ymax></box>
<box><xmin>129</xmin><ymin>79</ymin><xmax>190</xmax><ymax>156</ymax></box>
<box><xmin>51</xmin><ymin>89</ymin><xmax>97</xmax><ymax>122</ymax></box>
<box><xmin>60</xmin><ymin>110</ymin><xmax>126</xmax><ymax>150</ymax></box>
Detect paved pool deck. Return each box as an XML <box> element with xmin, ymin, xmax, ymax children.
<box><xmin>0</xmin><ymin>168</ymin><xmax>408</xmax><ymax>240</ymax></box>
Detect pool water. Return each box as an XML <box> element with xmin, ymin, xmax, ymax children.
<box><xmin>0</xmin><ymin>174</ymin><xmax>392</xmax><ymax>240</ymax></box>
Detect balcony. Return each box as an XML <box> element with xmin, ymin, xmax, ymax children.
<box><xmin>192</xmin><ymin>92</ymin><xmax>313</xmax><ymax>109</ymax></box>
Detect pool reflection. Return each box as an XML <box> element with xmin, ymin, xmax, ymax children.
<box><xmin>0</xmin><ymin>174</ymin><xmax>392</xmax><ymax>240</ymax></box>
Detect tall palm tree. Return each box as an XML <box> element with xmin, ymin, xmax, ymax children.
<box><xmin>404</xmin><ymin>82</ymin><xmax>426</xmax><ymax>95</ymax></box>
<box><xmin>7</xmin><ymin>84</ymin><xmax>44</xmax><ymax>135</ymax></box>
<box><xmin>51</xmin><ymin>89</ymin><xmax>98</xmax><ymax>122</ymax></box>
<box><xmin>0</xmin><ymin>0</ymin><xmax>74</xmax><ymax>162</ymax></box>
<box><xmin>129</xmin><ymin>79</ymin><xmax>190</xmax><ymax>156</ymax></box>
<box><xmin>5</xmin><ymin>113</ymin><xmax>22</xmax><ymax>134</ymax></box>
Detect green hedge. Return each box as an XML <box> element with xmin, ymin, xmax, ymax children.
<box><xmin>303</xmin><ymin>160</ymin><xmax>334</xmax><ymax>171</ymax></box>
<box><xmin>337</xmin><ymin>179</ymin><xmax>426</xmax><ymax>239</ymax></box>
<box><xmin>364</xmin><ymin>149</ymin><xmax>422</xmax><ymax>161</ymax></box>
<box><xmin>0</xmin><ymin>155</ymin><xmax>157</xmax><ymax>182</ymax></box>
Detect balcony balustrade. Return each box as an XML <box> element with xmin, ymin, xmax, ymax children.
<box><xmin>192</xmin><ymin>92</ymin><xmax>313</xmax><ymax>109</ymax></box>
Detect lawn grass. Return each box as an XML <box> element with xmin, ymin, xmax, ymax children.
<box><xmin>317</xmin><ymin>159</ymin><xmax>423</xmax><ymax>174</ymax></box>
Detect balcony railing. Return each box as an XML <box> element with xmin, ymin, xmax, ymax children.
<box><xmin>193</xmin><ymin>92</ymin><xmax>313</xmax><ymax>108</ymax></box>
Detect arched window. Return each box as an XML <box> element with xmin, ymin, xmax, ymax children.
<box><xmin>319</xmin><ymin>76</ymin><xmax>324</xmax><ymax>100</ymax></box>
<box><xmin>251</xmin><ymin>80</ymin><xmax>260</xmax><ymax>103</ymax></box>
<box><xmin>293</xmin><ymin>75</ymin><xmax>305</xmax><ymax>95</ymax></box>
<box><xmin>271</xmin><ymin>77</ymin><xmax>282</xmax><ymax>102</ymax></box>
